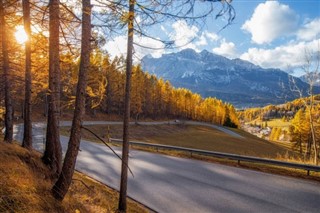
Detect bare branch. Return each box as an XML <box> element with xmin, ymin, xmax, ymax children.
<box><xmin>81</xmin><ymin>125</ymin><xmax>134</xmax><ymax>177</ymax></box>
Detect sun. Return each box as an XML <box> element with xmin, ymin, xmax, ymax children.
<box><xmin>15</xmin><ymin>26</ymin><xmax>28</xmax><ymax>44</ymax></box>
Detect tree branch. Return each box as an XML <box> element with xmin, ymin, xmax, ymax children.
<box><xmin>81</xmin><ymin>125</ymin><xmax>134</xmax><ymax>177</ymax></box>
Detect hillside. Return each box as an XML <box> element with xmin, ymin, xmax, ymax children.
<box><xmin>239</xmin><ymin>95</ymin><xmax>320</xmax><ymax>123</ymax></box>
<box><xmin>142</xmin><ymin>49</ymin><xmax>320</xmax><ymax>108</ymax></box>
<box><xmin>69</xmin><ymin>123</ymin><xmax>294</xmax><ymax>159</ymax></box>
<box><xmin>238</xmin><ymin>96</ymin><xmax>320</xmax><ymax>157</ymax></box>
<box><xmin>0</xmin><ymin>141</ymin><xmax>147</xmax><ymax>213</ymax></box>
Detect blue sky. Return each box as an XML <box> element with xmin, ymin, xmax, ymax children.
<box><xmin>105</xmin><ymin>0</ymin><xmax>320</xmax><ymax>76</ymax></box>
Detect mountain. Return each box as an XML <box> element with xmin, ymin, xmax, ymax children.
<box><xmin>141</xmin><ymin>49</ymin><xmax>320</xmax><ymax>108</ymax></box>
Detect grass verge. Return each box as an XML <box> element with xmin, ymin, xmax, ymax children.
<box><xmin>0</xmin><ymin>141</ymin><xmax>149</xmax><ymax>213</ymax></box>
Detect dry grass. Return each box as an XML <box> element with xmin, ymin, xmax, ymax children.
<box><xmin>67</xmin><ymin>124</ymin><xmax>295</xmax><ymax>159</ymax></box>
<box><xmin>0</xmin><ymin>141</ymin><xmax>149</xmax><ymax>213</ymax></box>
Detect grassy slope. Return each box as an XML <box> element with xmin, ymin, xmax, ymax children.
<box><xmin>0</xmin><ymin>141</ymin><xmax>148</xmax><ymax>213</ymax></box>
<box><xmin>70</xmin><ymin>124</ymin><xmax>294</xmax><ymax>159</ymax></box>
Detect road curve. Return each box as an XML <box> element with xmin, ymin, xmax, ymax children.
<box><xmin>13</xmin><ymin>122</ymin><xmax>320</xmax><ymax>213</ymax></box>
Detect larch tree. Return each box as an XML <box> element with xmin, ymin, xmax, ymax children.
<box><xmin>118</xmin><ymin>0</ymin><xmax>135</xmax><ymax>211</ymax></box>
<box><xmin>0</xmin><ymin>0</ymin><xmax>13</xmax><ymax>143</ymax></box>
<box><xmin>52</xmin><ymin>0</ymin><xmax>92</xmax><ymax>200</ymax></box>
<box><xmin>42</xmin><ymin>0</ymin><xmax>63</xmax><ymax>176</ymax></box>
<box><xmin>290</xmin><ymin>109</ymin><xmax>309</xmax><ymax>155</ymax></box>
<box><xmin>22</xmin><ymin>0</ymin><xmax>33</xmax><ymax>149</ymax></box>
<box><xmin>105</xmin><ymin>56</ymin><xmax>125</xmax><ymax>114</ymax></box>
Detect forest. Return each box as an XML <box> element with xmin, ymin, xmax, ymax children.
<box><xmin>0</xmin><ymin>0</ymin><xmax>237</xmax><ymax>211</ymax></box>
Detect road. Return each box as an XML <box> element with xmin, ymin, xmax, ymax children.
<box><xmin>13</xmin><ymin>122</ymin><xmax>320</xmax><ymax>213</ymax></box>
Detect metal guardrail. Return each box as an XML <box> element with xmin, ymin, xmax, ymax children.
<box><xmin>110</xmin><ymin>138</ymin><xmax>320</xmax><ymax>175</ymax></box>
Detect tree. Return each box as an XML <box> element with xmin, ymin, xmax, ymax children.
<box><xmin>42</xmin><ymin>0</ymin><xmax>62</xmax><ymax>176</ymax></box>
<box><xmin>22</xmin><ymin>0</ymin><xmax>33</xmax><ymax>149</ymax></box>
<box><xmin>290</xmin><ymin>109</ymin><xmax>309</xmax><ymax>156</ymax></box>
<box><xmin>85</xmin><ymin>49</ymin><xmax>107</xmax><ymax>113</ymax></box>
<box><xmin>104</xmin><ymin>56</ymin><xmax>126</xmax><ymax>115</ymax></box>
<box><xmin>52</xmin><ymin>0</ymin><xmax>92</xmax><ymax>200</ymax></box>
<box><xmin>0</xmin><ymin>0</ymin><xmax>14</xmax><ymax>143</ymax></box>
<box><xmin>118</xmin><ymin>0</ymin><xmax>135</xmax><ymax>211</ymax></box>
<box><xmin>131</xmin><ymin>65</ymin><xmax>144</xmax><ymax>120</ymax></box>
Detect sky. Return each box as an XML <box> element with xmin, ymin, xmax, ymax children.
<box><xmin>104</xmin><ymin>0</ymin><xmax>320</xmax><ymax>76</ymax></box>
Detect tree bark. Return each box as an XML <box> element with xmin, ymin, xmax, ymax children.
<box><xmin>0</xmin><ymin>0</ymin><xmax>13</xmax><ymax>143</ymax></box>
<box><xmin>118</xmin><ymin>0</ymin><xmax>135</xmax><ymax>211</ymax></box>
<box><xmin>42</xmin><ymin>0</ymin><xmax>62</xmax><ymax>176</ymax></box>
<box><xmin>22</xmin><ymin>0</ymin><xmax>33</xmax><ymax>150</ymax></box>
<box><xmin>52</xmin><ymin>0</ymin><xmax>91</xmax><ymax>200</ymax></box>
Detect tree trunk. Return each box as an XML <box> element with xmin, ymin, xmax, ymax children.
<box><xmin>105</xmin><ymin>71</ymin><xmax>112</xmax><ymax>114</ymax></box>
<box><xmin>306</xmin><ymin>135</ymin><xmax>312</xmax><ymax>161</ymax></box>
<box><xmin>299</xmin><ymin>134</ymin><xmax>302</xmax><ymax>155</ymax></box>
<box><xmin>118</xmin><ymin>0</ymin><xmax>135</xmax><ymax>211</ymax></box>
<box><xmin>52</xmin><ymin>0</ymin><xmax>91</xmax><ymax>200</ymax></box>
<box><xmin>42</xmin><ymin>0</ymin><xmax>62</xmax><ymax>176</ymax></box>
<box><xmin>22</xmin><ymin>0</ymin><xmax>33</xmax><ymax>150</ymax></box>
<box><xmin>0</xmin><ymin>0</ymin><xmax>13</xmax><ymax>143</ymax></box>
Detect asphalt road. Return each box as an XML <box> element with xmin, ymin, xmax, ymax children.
<box><xmin>13</xmin><ymin>122</ymin><xmax>320</xmax><ymax>213</ymax></box>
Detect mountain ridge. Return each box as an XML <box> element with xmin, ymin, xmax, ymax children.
<box><xmin>141</xmin><ymin>49</ymin><xmax>320</xmax><ymax>108</ymax></box>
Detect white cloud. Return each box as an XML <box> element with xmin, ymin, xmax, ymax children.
<box><xmin>297</xmin><ymin>18</ymin><xmax>320</xmax><ymax>41</ymax></box>
<box><xmin>170</xmin><ymin>20</ymin><xmax>199</xmax><ymax>50</ymax></box>
<box><xmin>105</xmin><ymin>35</ymin><xmax>127</xmax><ymax>58</ymax></box>
<box><xmin>212</xmin><ymin>39</ymin><xmax>237</xmax><ymax>59</ymax></box>
<box><xmin>205</xmin><ymin>32</ymin><xmax>219</xmax><ymax>42</ymax></box>
<box><xmin>105</xmin><ymin>35</ymin><xmax>165</xmax><ymax>60</ymax></box>
<box><xmin>242</xmin><ymin>1</ymin><xmax>299</xmax><ymax>44</ymax></box>
<box><xmin>167</xmin><ymin>20</ymin><xmax>221</xmax><ymax>52</ymax></box>
<box><xmin>195</xmin><ymin>34</ymin><xmax>208</xmax><ymax>46</ymax></box>
<box><xmin>240</xmin><ymin>39</ymin><xmax>320</xmax><ymax>70</ymax></box>
<box><xmin>134</xmin><ymin>36</ymin><xmax>166</xmax><ymax>59</ymax></box>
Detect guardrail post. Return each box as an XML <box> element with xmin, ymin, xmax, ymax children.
<box><xmin>237</xmin><ymin>160</ymin><xmax>240</xmax><ymax>166</ymax></box>
<box><xmin>190</xmin><ymin>151</ymin><xmax>193</xmax><ymax>157</ymax></box>
<box><xmin>307</xmin><ymin>170</ymin><xmax>310</xmax><ymax>176</ymax></box>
